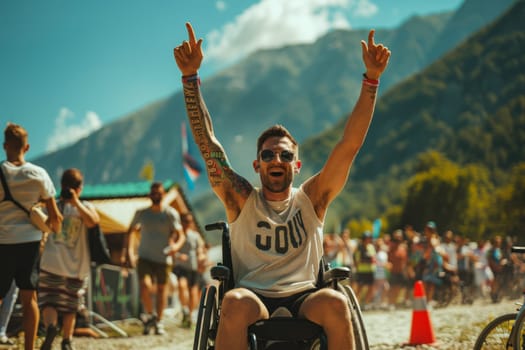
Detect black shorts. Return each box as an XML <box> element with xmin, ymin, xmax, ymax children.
<box><xmin>356</xmin><ymin>272</ymin><xmax>374</xmax><ymax>285</ymax></box>
<box><xmin>389</xmin><ymin>272</ymin><xmax>409</xmax><ymax>286</ymax></box>
<box><xmin>254</xmin><ymin>288</ymin><xmax>318</xmax><ymax>317</ymax></box>
<box><xmin>0</xmin><ymin>241</ymin><xmax>41</xmax><ymax>297</ymax></box>
<box><xmin>458</xmin><ymin>270</ymin><xmax>474</xmax><ymax>286</ymax></box>
<box><xmin>173</xmin><ymin>265</ymin><xmax>199</xmax><ymax>287</ymax></box>
<box><xmin>137</xmin><ymin>258</ymin><xmax>171</xmax><ymax>285</ymax></box>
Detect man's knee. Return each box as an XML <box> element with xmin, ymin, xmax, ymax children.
<box><xmin>301</xmin><ymin>289</ymin><xmax>350</xmax><ymax>323</ymax></box>
<box><xmin>222</xmin><ymin>289</ymin><xmax>255</xmax><ymax>312</ymax></box>
<box><xmin>324</xmin><ymin>289</ymin><xmax>349</xmax><ymax>313</ymax></box>
<box><xmin>221</xmin><ymin>289</ymin><xmax>266</xmax><ymax>324</ymax></box>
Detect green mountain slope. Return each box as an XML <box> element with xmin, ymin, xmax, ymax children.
<box><xmin>298</xmin><ymin>0</ymin><xmax>525</xmax><ymax>228</ymax></box>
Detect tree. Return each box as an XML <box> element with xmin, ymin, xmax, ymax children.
<box><xmin>489</xmin><ymin>162</ymin><xmax>525</xmax><ymax>243</ymax></box>
<box><xmin>399</xmin><ymin>151</ymin><xmax>492</xmax><ymax>239</ymax></box>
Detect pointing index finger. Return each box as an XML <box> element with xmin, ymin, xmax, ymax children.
<box><xmin>186</xmin><ymin>22</ymin><xmax>197</xmax><ymax>45</ymax></box>
<box><xmin>368</xmin><ymin>29</ymin><xmax>376</xmax><ymax>48</ymax></box>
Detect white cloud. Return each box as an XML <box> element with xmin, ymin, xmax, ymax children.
<box><xmin>216</xmin><ymin>0</ymin><xmax>226</xmax><ymax>11</ymax></box>
<box><xmin>46</xmin><ymin>107</ymin><xmax>102</xmax><ymax>153</ymax></box>
<box><xmin>205</xmin><ymin>0</ymin><xmax>377</xmax><ymax>66</ymax></box>
<box><xmin>353</xmin><ymin>0</ymin><xmax>378</xmax><ymax>17</ymax></box>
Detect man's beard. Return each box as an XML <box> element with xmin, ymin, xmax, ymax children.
<box><xmin>261</xmin><ymin>172</ymin><xmax>293</xmax><ymax>193</ymax></box>
<box><xmin>151</xmin><ymin>199</ymin><xmax>162</xmax><ymax>205</ymax></box>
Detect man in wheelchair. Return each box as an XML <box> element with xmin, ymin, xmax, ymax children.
<box><xmin>174</xmin><ymin>22</ymin><xmax>390</xmax><ymax>350</ymax></box>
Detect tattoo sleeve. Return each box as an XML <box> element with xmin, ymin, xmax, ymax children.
<box><xmin>182</xmin><ymin>80</ymin><xmax>252</xmax><ymax>196</ymax></box>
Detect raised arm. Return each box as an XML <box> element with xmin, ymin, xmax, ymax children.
<box><xmin>174</xmin><ymin>22</ymin><xmax>252</xmax><ymax>222</ymax></box>
<box><xmin>303</xmin><ymin>29</ymin><xmax>391</xmax><ymax>219</ymax></box>
<box><xmin>67</xmin><ymin>188</ymin><xmax>100</xmax><ymax>228</ymax></box>
<box><xmin>44</xmin><ymin>197</ymin><xmax>63</xmax><ymax>233</ymax></box>
<box><xmin>168</xmin><ymin>217</ymin><xmax>186</xmax><ymax>254</ymax></box>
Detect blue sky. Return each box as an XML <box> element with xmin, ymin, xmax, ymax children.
<box><xmin>0</xmin><ymin>0</ymin><xmax>462</xmax><ymax>159</ymax></box>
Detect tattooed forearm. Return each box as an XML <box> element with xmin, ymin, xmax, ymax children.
<box><xmin>365</xmin><ymin>85</ymin><xmax>377</xmax><ymax>100</ymax></box>
<box><xmin>183</xmin><ymin>82</ymin><xmax>240</xmax><ymax>188</ymax></box>
<box><xmin>208</xmin><ymin>154</ymin><xmax>231</xmax><ymax>187</ymax></box>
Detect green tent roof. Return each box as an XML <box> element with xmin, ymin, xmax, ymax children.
<box><xmin>79</xmin><ymin>180</ymin><xmax>175</xmax><ymax>199</ymax></box>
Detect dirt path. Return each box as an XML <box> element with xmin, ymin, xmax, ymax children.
<box><xmin>364</xmin><ymin>297</ymin><xmax>517</xmax><ymax>349</ymax></box>
<box><xmin>6</xmin><ymin>297</ymin><xmax>519</xmax><ymax>349</ymax></box>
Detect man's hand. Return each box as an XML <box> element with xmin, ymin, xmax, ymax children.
<box><xmin>174</xmin><ymin>22</ymin><xmax>203</xmax><ymax>76</ymax></box>
<box><xmin>360</xmin><ymin>29</ymin><xmax>391</xmax><ymax>80</ymax></box>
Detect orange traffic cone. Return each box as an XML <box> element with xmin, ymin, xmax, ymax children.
<box><xmin>405</xmin><ymin>280</ymin><xmax>436</xmax><ymax>346</ymax></box>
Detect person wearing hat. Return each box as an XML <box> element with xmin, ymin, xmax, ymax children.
<box><xmin>424</xmin><ymin>221</ymin><xmax>437</xmax><ymax>244</ymax></box>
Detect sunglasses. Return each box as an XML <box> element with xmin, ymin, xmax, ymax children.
<box><xmin>260</xmin><ymin>149</ymin><xmax>295</xmax><ymax>163</ymax></box>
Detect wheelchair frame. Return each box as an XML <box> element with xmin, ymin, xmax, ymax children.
<box><xmin>193</xmin><ymin>222</ymin><xmax>369</xmax><ymax>350</ymax></box>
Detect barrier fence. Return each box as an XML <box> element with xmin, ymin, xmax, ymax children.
<box><xmin>86</xmin><ymin>264</ymin><xmax>140</xmax><ymax>337</ymax></box>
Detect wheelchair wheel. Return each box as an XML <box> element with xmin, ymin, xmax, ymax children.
<box><xmin>193</xmin><ymin>287</ymin><xmax>207</xmax><ymax>349</ymax></box>
<box><xmin>193</xmin><ymin>285</ymin><xmax>218</xmax><ymax>350</ymax></box>
<box><xmin>339</xmin><ymin>284</ymin><xmax>369</xmax><ymax>350</ymax></box>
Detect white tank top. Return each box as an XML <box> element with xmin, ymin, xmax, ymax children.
<box><xmin>230</xmin><ymin>186</ymin><xmax>323</xmax><ymax>297</ymax></box>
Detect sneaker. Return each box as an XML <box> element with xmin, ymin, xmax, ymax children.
<box><xmin>181</xmin><ymin>312</ymin><xmax>191</xmax><ymax>329</ymax></box>
<box><xmin>142</xmin><ymin>314</ymin><xmax>157</xmax><ymax>335</ymax></box>
<box><xmin>61</xmin><ymin>339</ymin><xmax>75</xmax><ymax>350</ymax></box>
<box><xmin>0</xmin><ymin>335</ymin><xmax>15</xmax><ymax>347</ymax></box>
<box><xmin>40</xmin><ymin>325</ymin><xmax>59</xmax><ymax>350</ymax></box>
<box><xmin>154</xmin><ymin>320</ymin><xmax>166</xmax><ymax>335</ymax></box>
<box><xmin>190</xmin><ymin>310</ymin><xmax>198</xmax><ymax>325</ymax></box>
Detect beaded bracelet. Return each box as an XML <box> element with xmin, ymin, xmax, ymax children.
<box><xmin>182</xmin><ymin>74</ymin><xmax>200</xmax><ymax>85</ymax></box>
<box><xmin>362</xmin><ymin>73</ymin><xmax>379</xmax><ymax>87</ymax></box>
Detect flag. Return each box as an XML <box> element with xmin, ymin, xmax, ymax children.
<box><xmin>372</xmin><ymin>218</ymin><xmax>382</xmax><ymax>239</ymax></box>
<box><xmin>181</xmin><ymin>122</ymin><xmax>202</xmax><ymax>190</ymax></box>
<box><xmin>139</xmin><ymin>159</ymin><xmax>155</xmax><ymax>182</ymax></box>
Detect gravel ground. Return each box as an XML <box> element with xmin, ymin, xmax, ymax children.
<box><xmin>5</xmin><ymin>297</ymin><xmax>519</xmax><ymax>349</ymax></box>
<box><xmin>364</xmin><ymin>297</ymin><xmax>517</xmax><ymax>349</ymax></box>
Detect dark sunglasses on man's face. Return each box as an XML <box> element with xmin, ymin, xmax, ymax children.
<box><xmin>260</xmin><ymin>149</ymin><xmax>295</xmax><ymax>163</ymax></box>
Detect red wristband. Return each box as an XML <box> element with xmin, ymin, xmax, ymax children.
<box><xmin>182</xmin><ymin>74</ymin><xmax>200</xmax><ymax>85</ymax></box>
<box><xmin>362</xmin><ymin>73</ymin><xmax>379</xmax><ymax>86</ymax></box>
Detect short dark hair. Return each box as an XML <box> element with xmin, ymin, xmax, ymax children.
<box><xmin>181</xmin><ymin>212</ymin><xmax>193</xmax><ymax>223</ymax></box>
<box><xmin>4</xmin><ymin>123</ymin><xmax>28</xmax><ymax>151</ymax></box>
<box><xmin>150</xmin><ymin>182</ymin><xmax>166</xmax><ymax>197</ymax></box>
<box><xmin>150</xmin><ymin>181</ymin><xmax>164</xmax><ymax>191</ymax></box>
<box><xmin>256</xmin><ymin>124</ymin><xmax>297</xmax><ymax>156</ymax></box>
<box><xmin>61</xmin><ymin>168</ymin><xmax>83</xmax><ymax>189</ymax></box>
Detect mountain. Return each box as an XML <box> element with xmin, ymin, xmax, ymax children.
<box><xmin>428</xmin><ymin>0</ymin><xmax>517</xmax><ymax>63</ymax></box>
<box><xmin>30</xmin><ymin>0</ymin><xmax>518</xmax><ymax>230</ymax></box>
<box><xmin>194</xmin><ymin>0</ymin><xmax>525</xmax><ymax>233</ymax></box>
<box><xmin>33</xmin><ymin>21</ymin><xmax>444</xmax><ymax>187</ymax></box>
<box><xmin>297</xmin><ymin>0</ymin><xmax>525</xmax><ymax>228</ymax></box>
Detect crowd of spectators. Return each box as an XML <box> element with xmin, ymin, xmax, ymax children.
<box><xmin>323</xmin><ymin>222</ymin><xmax>524</xmax><ymax>311</ymax></box>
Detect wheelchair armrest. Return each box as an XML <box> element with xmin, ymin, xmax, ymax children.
<box><xmin>322</xmin><ymin>266</ymin><xmax>351</xmax><ymax>285</ymax></box>
<box><xmin>211</xmin><ymin>264</ymin><xmax>231</xmax><ymax>282</ymax></box>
